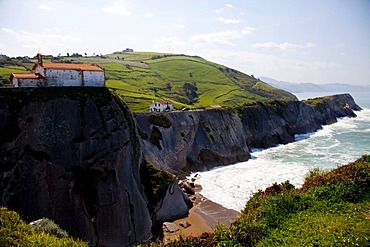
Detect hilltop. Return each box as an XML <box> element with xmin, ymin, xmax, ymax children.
<box><xmin>0</xmin><ymin>52</ymin><xmax>296</xmax><ymax>112</ymax></box>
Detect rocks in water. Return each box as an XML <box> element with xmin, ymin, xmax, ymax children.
<box><xmin>179</xmin><ymin>180</ymin><xmax>195</xmax><ymax>195</ymax></box>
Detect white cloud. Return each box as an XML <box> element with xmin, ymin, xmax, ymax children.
<box><xmin>194</xmin><ymin>48</ymin><xmax>340</xmax><ymax>83</ymax></box>
<box><xmin>190</xmin><ymin>27</ymin><xmax>255</xmax><ymax>46</ymax></box>
<box><xmin>144</xmin><ymin>13</ymin><xmax>153</xmax><ymax>18</ymax></box>
<box><xmin>215</xmin><ymin>3</ymin><xmax>235</xmax><ymax>13</ymax></box>
<box><xmin>175</xmin><ymin>24</ymin><xmax>186</xmax><ymax>29</ymax></box>
<box><xmin>336</xmin><ymin>43</ymin><xmax>346</xmax><ymax>48</ymax></box>
<box><xmin>1</xmin><ymin>28</ymin><xmax>80</xmax><ymax>54</ymax></box>
<box><xmin>217</xmin><ymin>17</ymin><xmax>241</xmax><ymax>24</ymax></box>
<box><xmin>0</xmin><ymin>42</ymin><xmax>6</xmax><ymax>49</ymax></box>
<box><xmin>153</xmin><ymin>37</ymin><xmax>187</xmax><ymax>48</ymax></box>
<box><xmin>2</xmin><ymin>28</ymin><xmax>17</xmax><ymax>36</ymax></box>
<box><xmin>102</xmin><ymin>1</ymin><xmax>130</xmax><ymax>16</ymax></box>
<box><xmin>126</xmin><ymin>35</ymin><xmax>138</xmax><ymax>41</ymax></box>
<box><xmin>214</xmin><ymin>8</ymin><xmax>223</xmax><ymax>14</ymax></box>
<box><xmin>38</xmin><ymin>4</ymin><xmax>54</xmax><ymax>11</ymax></box>
<box><xmin>252</xmin><ymin>42</ymin><xmax>316</xmax><ymax>51</ymax></box>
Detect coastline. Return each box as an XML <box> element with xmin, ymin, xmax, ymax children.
<box><xmin>163</xmin><ymin>183</ymin><xmax>240</xmax><ymax>242</ymax></box>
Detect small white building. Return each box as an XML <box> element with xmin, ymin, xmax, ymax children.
<box><xmin>150</xmin><ymin>100</ymin><xmax>173</xmax><ymax>112</ymax></box>
<box><xmin>10</xmin><ymin>53</ymin><xmax>105</xmax><ymax>87</ymax></box>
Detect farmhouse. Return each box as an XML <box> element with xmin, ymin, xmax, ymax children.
<box><xmin>150</xmin><ymin>100</ymin><xmax>173</xmax><ymax>112</ymax></box>
<box><xmin>10</xmin><ymin>53</ymin><xmax>105</xmax><ymax>87</ymax></box>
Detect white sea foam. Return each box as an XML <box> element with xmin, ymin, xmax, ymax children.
<box><xmin>195</xmin><ymin>108</ymin><xmax>370</xmax><ymax>212</ymax></box>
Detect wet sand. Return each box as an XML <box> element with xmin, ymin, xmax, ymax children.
<box><xmin>163</xmin><ymin>194</ymin><xmax>240</xmax><ymax>241</ymax></box>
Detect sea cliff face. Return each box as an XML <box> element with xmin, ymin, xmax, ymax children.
<box><xmin>0</xmin><ymin>88</ymin><xmax>361</xmax><ymax>246</ymax></box>
<box><xmin>136</xmin><ymin>94</ymin><xmax>361</xmax><ymax>174</ymax></box>
<box><xmin>0</xmin><ymin>88</ymin><xmax>152</xmax><ymax>247</ymax></box>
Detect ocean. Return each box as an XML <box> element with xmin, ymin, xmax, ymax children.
<box><xmin>193</xmin><ymin>91</ymin><xmax>370</xmax><ymax>212</ymax></box>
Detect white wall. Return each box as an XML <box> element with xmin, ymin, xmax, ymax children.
<box><xmin>45</xmin><ymin>69</ymin><xmax>81</xmax><ymax>86</ymax></box>
<box><xmin>149</xmin><ymin>102</ymin><xmax>173</xmax><ymax>112</ymax></box>
<box><xmin>14</xmin><ymin>78</ymin><xmax>46</xmax><ymax>87</ymax></box>
<box><xmin>83</xmin><ymin>71</ymin><xmax>105</xmax><ymax>86</ymax></box>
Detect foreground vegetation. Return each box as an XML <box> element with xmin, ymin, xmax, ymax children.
<box><xmin>146</xmin><ymin>155</ymin><xmax>370</xmax><ymax>246</ymax></box>
<box><xmin>0</xmin><ymin>207</ymin><xmax>88</xmax><ymax>247</ymax></box>
<box><xmin>0</xmin><ymin>52</ymin><xmax>296</xmax><ymax>112</ymax></box>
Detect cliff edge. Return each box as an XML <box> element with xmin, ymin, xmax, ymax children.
<box><xmin>136</xmin><ymin>94</ymin><xmax>361</xmax><ymax>174</ymax></box>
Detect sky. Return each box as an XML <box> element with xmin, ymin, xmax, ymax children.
<box><xmin>0</xmin><ymin>0</ymin><xmax>369</xmax><ymax>85</ymax></box>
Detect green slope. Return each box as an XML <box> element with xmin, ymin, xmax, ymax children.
<box><xmin>144</xmin><ymin>155</ymin><xmax>370</xmax><ymax>246</ymax></box>
<box><xmin>0</xmin><ymin>52</ymin><xmax>297</xmax><ymax>112</ymax></box>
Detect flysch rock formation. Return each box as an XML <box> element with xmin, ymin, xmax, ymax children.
<box><xmin>0</xmin><ymin>87</ymin><xmax>152</xmax><ymax>247</ymax></box>
<box><xmin>0</xmin><ymin>87</ymin><xmax>362</xmax><ymax>246</ymax></box>
<box><xmin>135</xmin><ymin>94</ymin><xmax>362</xmax><ymax>175</ymax></box>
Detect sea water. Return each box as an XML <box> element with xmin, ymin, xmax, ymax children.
<box><xmin>194</xmin><ymin>91</ymin><xmax>370</xmax><ymax>212</ymax></box>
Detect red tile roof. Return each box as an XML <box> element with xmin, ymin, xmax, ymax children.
<box><xmin>10</xmin><ymin>73</ymin><xmax>42</xmax><ymax>79</ymax></box>
<box><xmin>41</xmin><ymin>63</ymin><xmax>104</xmax><ymax>71</ymax></box>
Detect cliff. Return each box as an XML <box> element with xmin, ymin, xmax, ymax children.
<box><xmin>0</xmin><ymin>88</ymin><xmax>152</xmax><ymax>246</ymax></box>
<box><xmin>0</xmin><ymin>88</ymin><xmax>361</xmax><ymax>246</ymax></box>
<box><xmin>135</xmin><ymin>94</ymin><xmax>361</xmax><ymax>174</ymax></box>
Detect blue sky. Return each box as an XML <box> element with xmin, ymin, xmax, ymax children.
<box><xmin>0</xmin><ymin>0</ymin><xmax>369</xmax><ymax>85</ymax></box>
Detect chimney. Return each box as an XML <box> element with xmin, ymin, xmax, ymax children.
<box><xmin>37</xmin><ymin>53</ymin><xmax>43</xmax><ymax>66</ymax></box>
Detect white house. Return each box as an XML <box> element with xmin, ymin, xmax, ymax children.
<box><xmin>10</xmin><ymin>53</ymin><xmax>105</xmax><ymax>87</ymax></box>
<box><xmin>150</xmin><ymin>100</ymin><xmax>173</xmax><ymax>112</ymax></box>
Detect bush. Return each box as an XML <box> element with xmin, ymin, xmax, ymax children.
<box><xmin>0</xmin><ymin>207</ymin><xmax>88</xmax><ymax>247</ymax></box>
<box><xmin>30</xmin><ymin>218</ymin><xmax>69</xmax><ymax>238</ymax></box>
<box><xmin>148</xmin><ymin>113</ymin><xmax>172</xmax><ymax>128</ymax></box>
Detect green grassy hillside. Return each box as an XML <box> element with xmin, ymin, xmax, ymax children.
<box><xmin>0</xmin><ymin>52</ymin><xmax>297</xmax><ymax>112</ymax></box>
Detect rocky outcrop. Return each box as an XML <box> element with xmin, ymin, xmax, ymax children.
<box><xmin>136</xmin><ymin>94</ymin><xmax>361</xmax><ymax>174</ymax></box>
<box><xmin>154</xmin><ymin>179</ymin><xmax>192</xmax><ymax>223</ymax></box>
<box><xmin>135</xmin><ymin>110</ymin><xmax>250</xmax><ymax>174</ymax></box>
<box><xmin>0</xmin><ymin>88</ymin><xmax>152</xmax><ymax>247</ymax></box>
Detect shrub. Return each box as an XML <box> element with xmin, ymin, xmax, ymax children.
<box><xmin>0</xmin><ymin>207</ymin><xmax>88</xmax><ymax>247</ymax></box>
<box><xmin>148</xmin><ymin>113</ymin><xmax>172</xmax><ymax>128</ymax></box>
<box><xmin>30</xmin><ymin>218</ymin><xmax>69</xmax><ymax>238</ymax></box>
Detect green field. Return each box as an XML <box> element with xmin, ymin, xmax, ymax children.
<box><xmin>0</xmin><ymin>52</ymin><xmax>297</xmax><ymax>112</ymax></box>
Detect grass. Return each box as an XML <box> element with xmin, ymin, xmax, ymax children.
<box><xmin>0</xmin><ymin>52</ymin><xmax>298</xmax><ymax>112</ymax></box>
<box><xmin>142</xmin><ymin>155</ymin><xmax>370</xmax><ymax>246</ymax></box>
<box><xmin>0</xmin><ymin>207</ymin><xmax>88</xmax><ymax>247</ymax></box>
<box><xmin>303</xmin><ymin>96</ymin><xmax>336</xmax><ymax>108</ymax></box>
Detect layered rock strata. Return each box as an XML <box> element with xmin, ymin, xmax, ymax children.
<box><xmin>136</xmin><ymin>94</ymin><xmax>361</xmax><ymax>174</ymax></box>
<box><xmin>0</xmin><ymin>88</ymin><xmax>152</xmax><ymax>246</ymax></box>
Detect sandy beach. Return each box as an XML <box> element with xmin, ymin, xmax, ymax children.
<box><xmin>163</xmin><ymin>190</ymin><xmax>240</xmax><ymax>242</ymax></box>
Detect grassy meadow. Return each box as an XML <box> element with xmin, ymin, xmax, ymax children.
<box><xmin>0</xmin><ymin>52</ymin><xmax>297</xmax><ymax>112</ymax></box>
